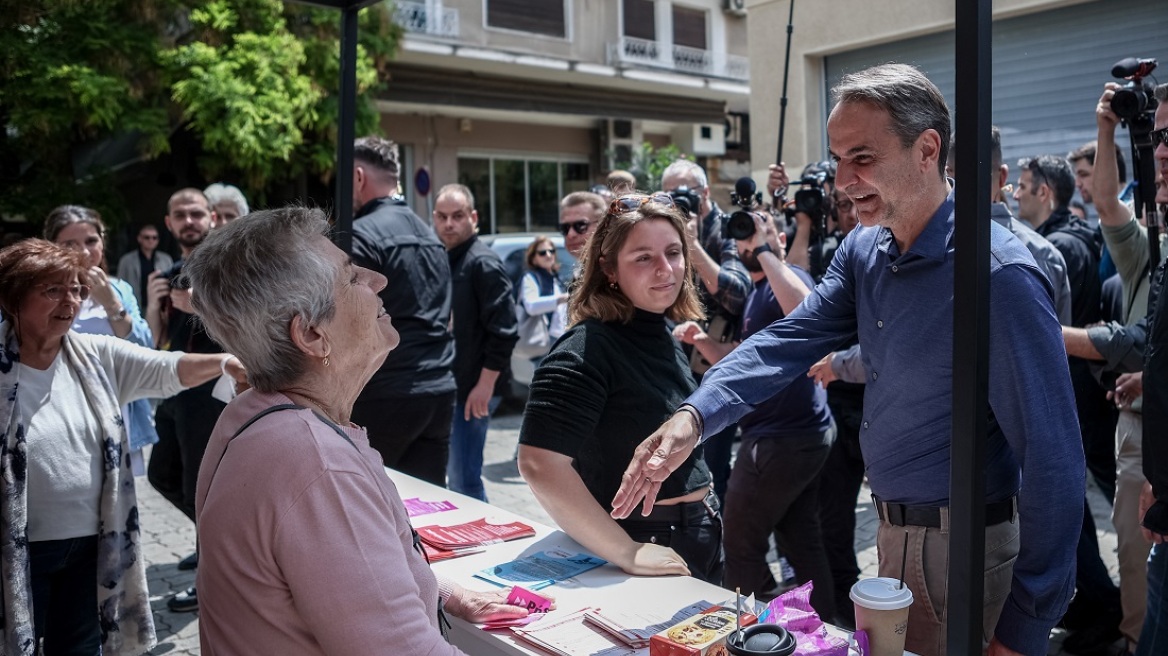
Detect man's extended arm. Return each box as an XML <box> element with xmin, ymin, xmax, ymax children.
<box><xmin>986</xmin><ymin>264</ymin><xmax>1083</xmax><ymax>654</ymax></box>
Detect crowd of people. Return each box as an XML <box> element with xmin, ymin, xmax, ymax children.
<box><xmin>1</xmin><ymin>61</ymin><xmax>1165</xmax><ymax>656</ymax></box>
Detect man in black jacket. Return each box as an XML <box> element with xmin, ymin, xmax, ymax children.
<box><xmin>432</xmin><ymin>183</ymin><xmax>518</xmax><ymax>501</ymax></box>
<box><xmin>349</xmin><ymin>137</ymin><xmax>456</xmax><ymax>486</ymax></box>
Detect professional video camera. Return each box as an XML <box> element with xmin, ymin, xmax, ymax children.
<box><xmin>1110</xmin><ymin>57</ymin><xmax>1158</xmax><ymax>123</ymax></box>
<box><xmin>726</xmin><ymin>177</ymin><xmax>765</xmax><ymax>240</ymax></box>
<box><xmin>787</xmin><ymin>160</ymin><xmax>835</xmax><ymax>229</ymax></box>
<box><xmin>668</xmin><ymin>186</ymin><xmax>702</xmax><ymax>217</ymax></box>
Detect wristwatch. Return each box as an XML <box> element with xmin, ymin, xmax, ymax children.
<box><xmin>753</xmin><ymin>243</ymin><xmax>775</xmax><ymax>257</ymax></box>
<box><xmin>108</xmin><ymin>306</ymin><xmax>128</xmax><ymax>321</ymax></box>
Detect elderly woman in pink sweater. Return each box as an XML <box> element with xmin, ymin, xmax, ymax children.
<box><xmin>185</xmin><ymin>206</ymin><xmax>531</xmax><ymax>654</ymax></box>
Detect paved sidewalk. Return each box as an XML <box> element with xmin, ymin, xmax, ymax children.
<box><xmin>141</xmin><ymin>410</ymin><xmax>1120</xmax><ymax>655</ymax></box>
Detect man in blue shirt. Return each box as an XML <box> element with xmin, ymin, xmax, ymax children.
<box><xmin>612</xmin><ymin>63</ymin><xmax>1083</xmax><ymax>656</ymax></box>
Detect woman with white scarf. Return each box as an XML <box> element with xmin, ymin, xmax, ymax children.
<box><xmin>0</xmin><ymin>239</ymin><xmax>245</xmax><ymax>655</ymax></box>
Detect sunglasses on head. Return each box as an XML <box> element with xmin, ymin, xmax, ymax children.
<box><xmin>608</xmin><ymin>193</ymin><xmax>675</xmax><ymax>216</ymax></box>
<box><xmin>559</xmin><ymin>221</ymin><xmax>591</xmax><ymax>236</ymax></box>
<box><xmin>536</xmin><ymin>249</ymin><xmax>555</xmax><ymax>256</ymax></box>
<box><xmin>1152</xmin><ymin>127</ymin><xmax>1168</xmax><ymax>149</ymax></box>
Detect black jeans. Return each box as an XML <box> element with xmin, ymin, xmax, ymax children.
<box><xmin>351</xmin><ymin>391</ymin><xmax>456</xmax><ymax>487</ymax></box>
<box><xmin>819</xmin><ymin>393</ymin><xmax>866</xmax><ymax>627</ymax></box>
<box><xmin>30</xmin><ymin>535</ymin><xmax>101</xmax><ymax>655</ymax></box>
<box><xmin>723</xmin><ymin>428</ymin><xmax>836</xmax><ymax>622</ymax></box>
<box><xmin>149</xmin><ymin>382</ymin><xmax>225</xmax><ymax>523</ymax></box>
<box><xmin>616</xmin><ymin>491</ymin><xmax>725</xmax><ymax>585</ymax></box>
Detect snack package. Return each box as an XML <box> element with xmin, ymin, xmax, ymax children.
<box><xmin>649</xmin><ymin>605</ymin><xmax>757</xmax><ymax>656</ymax></box>
<box><xmin>759</xmin><ymin>582</ymin><xmax>850</xmax><ymax>656</ymax></box>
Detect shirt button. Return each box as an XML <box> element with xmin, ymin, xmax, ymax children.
<box><xmin>863</xmin><ymin>421</ymin><xmax>870</xmax><ymax>429</ymax></box>
<box><xmin>891</xmin><ymin>265</ymin><xmax>899</xmax><ymax>273</ymax></box>
<box><xmin>877</xmin><ymin>320</ymin><xmax>884</xmax><ymax>328</ymax></box>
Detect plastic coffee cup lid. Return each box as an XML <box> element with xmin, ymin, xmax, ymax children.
<box><xmin>850</xmin><ymin>577</ymin><xmax>914</xmax><ymax>610</ymax></box>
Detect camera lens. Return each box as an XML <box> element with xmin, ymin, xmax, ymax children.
<box><xmin>1110</xmin><ymin>86</ymin><xmax>1147</xmax><ymax>121</ymax></box>
<box><xmin>727</xmin><ymin>211</ymin><xmax>756</xmax><ymax>241</ymax></box>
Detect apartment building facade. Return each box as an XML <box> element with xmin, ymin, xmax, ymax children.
<box><xmin>381</xmin><ymin>0</ymin><xmax>752</xmax><ymax>233</ymax></box>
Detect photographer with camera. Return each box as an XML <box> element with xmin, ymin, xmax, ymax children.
<box><xmin>766</xmin><ymin>161</ymin><xmax>851</xmax><ymax>282</ymax></box>
<box><xmin>144</xmin><ymin>188</ymin><xmax>232</xmax><ymax>614</ymax></box>
<box><xmin>660</xmin><ymin>159</ymin><xmax>751</xmax><ymax>505</ymax></box>
<box><xmin>673</xmin><ymin>209</ymin><xmax>836</xmax><ymax>619</ymax></box>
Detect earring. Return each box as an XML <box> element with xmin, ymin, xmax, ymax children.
<box><xmin>609</xmin><ymin>281</ymin><xmax>618</xmax><ymax>290</ymax></box>
<box><xmin>323</xmin><ymin>356</ymin><xmax>330</xmax><ymax>367</ymax></box>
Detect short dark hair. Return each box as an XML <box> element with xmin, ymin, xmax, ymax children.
<box><xmin>353</xmin><ymin>137</ymin><xmax>400</xmax><ymax>179</ymax></box>
<box><xmin>0</xmin><ymin>239</ymin><xmax>89</xmax><ymax>326</ymax></box>
<box><xmin>1067</xmin><ymin>140</ymin><xmax>1127</xmax><ymax>183</ymax></box>
<box><xmin>832</xmin><ymin>63</ymin><xmax>951</xmax><ymax>178</ymax></box>
<box><xmin>435</xmin><ymin>183</ymin><xmax>475</xmax><ymax>210</ymax></box>
<box><xmin>1021</xmin><ymin>155</ymin><xmax>1076</xmax><ymax>208</ymax></box>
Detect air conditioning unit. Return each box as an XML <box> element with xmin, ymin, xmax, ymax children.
<box><xmin>601</xmin><ymin>118</ymin><xmax>644</xmax><ymax>171</ymax></box>
<box><xmin>724</xmin><ymin>0</ymin><xmax>747</xmax><ymax>17</ymax></box>
<box><xmin>672</xmin><ymin>123</ymin><xmax>726</xmax><ymax>157</ymax></box>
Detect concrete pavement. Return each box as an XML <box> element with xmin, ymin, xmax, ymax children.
<box><xmin>140</xmin><ymin>410</ymin><xmax>1120</xmax><ymax>655</ymax></box>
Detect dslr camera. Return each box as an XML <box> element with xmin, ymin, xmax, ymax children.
<box><xmin>668</xmin><ymin>186</ymin><xmax>702</xmax><ymax>217</ymax></box>
<box><xmin>788</xmin><ymin>160</ymin><xmax>835</xmax><ymax>229</ymax></box>
<box><xmin>159</xmin><ymin>262</ymin><xmax>191</xmax><ymax>291</ymax></box>
<box><xmin>1110</xmin><ymin>57</ymin><xmax>1158</xmax><ymax>123</ymax></box>
<box><xmin>726</xmin><ymin>177</ymin><xmax>765</xmax><ymax>240</ymax></box>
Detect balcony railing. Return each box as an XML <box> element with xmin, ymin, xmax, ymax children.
<box><xmin>393</xmin><ymin>1</ymin><xmax>459</xmax><ymax>39</ymax></box>
<box><xmin>606</xmin><ymin>36</ymin><xmax>749</xmax><ymax>82</ymax></box>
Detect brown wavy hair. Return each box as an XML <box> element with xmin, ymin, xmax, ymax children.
<box><xmin>0</xmin><ymin>239</ymin><xmax>90</xmax><ymax>327</ymax></box>
<box><xmin>524</xmin><ymin>235</ymin><xmax>561</xmax><ymax>273</ymax></box>
<box><xmin>569</xmin><ymin>195</ymin><xmax>704</xmax><ymax>325</ymax></box>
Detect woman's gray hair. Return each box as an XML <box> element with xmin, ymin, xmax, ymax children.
<box><xmin>204</xmin><ymin>183</ymin><xmax>250</xmax><ymax>216</ymax></box>
<box><xmin>185</xmin><ymin>206</ymin><xmax>337</xmax><ymax>392</ymax></box>
<box><xmin>832</xmin><ymin>63</ymin><xmax>952</xmax><ymax>178</ymax></box>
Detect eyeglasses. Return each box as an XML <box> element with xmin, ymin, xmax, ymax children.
<box><xmin>1152</xmin><ymin>127</ymin><xmax>1168</xmax><ymax>149</ymax></box>
<box><xmin>37</xmin><ymin>283</ymin><xmax>91</xmax><ymax>302</ymax></box>
<box><xmin>608</xmin><ymin>193</ymin><xmax>675</xmax><ymax>216</ymax></box>
<box><xmin>559</xmin><ymin>221</ymin><xmax>592</xmax><ymax>236</ymax></box>
<box><xmin>535</xmin><ymin>249</ymin><xmax>555</xmax><ymax>257</ymax></box>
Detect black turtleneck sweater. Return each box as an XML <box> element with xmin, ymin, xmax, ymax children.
<box><xmin>519</xmin><ymin>310</ymin><xmax>711</xmax><ymax>508</ymax></box>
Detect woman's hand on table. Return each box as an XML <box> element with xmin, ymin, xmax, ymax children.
<box><xmin>617</xmin><ymin>542</ymin><xmax>691</xmax><ymax>578</ymax></box>
<box><xmin>445</xmin><ymin>585</ymin><xmax>556</xmax><ymax>623</ymax></box>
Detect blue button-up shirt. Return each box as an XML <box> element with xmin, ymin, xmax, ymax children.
<box><xmin>688</xmin><ymin>188</ymin><xmax>1083</xmax><ymax>654</ymax></box>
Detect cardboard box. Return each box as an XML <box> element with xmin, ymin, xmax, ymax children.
<box><xmin>649</xmin><ymin>605</ymin><xmax>757</xmax><ymax>656</ymax></box>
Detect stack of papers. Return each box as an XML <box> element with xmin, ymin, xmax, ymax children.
<box><xmin>583</xmin><ymin>600</ymin><xmax>715</xmax><ymax>648</ymax></box>
<box><xmin>511</xmin><ymin>608</ymin><xmax>639</xmax><ymax>656</ymax></box>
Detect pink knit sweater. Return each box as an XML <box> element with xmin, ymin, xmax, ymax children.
<box><xmin>195</xmin><ymin>390</ymin><xmax>464</xmax><ymax>655</ymax></box>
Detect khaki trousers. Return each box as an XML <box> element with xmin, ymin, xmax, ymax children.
<box><xmin>1113</xmin><ymin>410</ymin><xmax>1150</xmax><ymax>647</ymax></box>
<box><xmin>876</xmin><ymin>507</ymin><xmax>1019</xmax><ymax>656</ymax></box>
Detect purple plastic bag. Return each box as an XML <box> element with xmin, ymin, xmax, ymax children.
<box><xmin>760</xmin><ymin>581</ymin><xmax>850</xmax><ymax>656</ymax></box>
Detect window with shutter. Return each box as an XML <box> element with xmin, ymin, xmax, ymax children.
<box><xmin>671</xmin><ymin>5</ymin><xmax>707</xmax><ymax>50</ymax></box>
<box><xmin>487</xmin><ymin>0</ymin><xmax>567</xmax><ymax>38</ymax></box>
<box><xmin>623</xmin><ymin>0</ymin><xmax>655</xmax><ymax>41</ymax></box>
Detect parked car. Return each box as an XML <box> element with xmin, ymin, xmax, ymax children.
<box><xmin>480</xmin><ymin>233</ymin><xmax>577</xmax><ymax>406</ymax></box>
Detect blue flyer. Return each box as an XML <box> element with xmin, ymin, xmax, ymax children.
<box><xmin>473</xmin><ymin>548</ymin><xmax>606</xmax><ymax>590</ymax></box>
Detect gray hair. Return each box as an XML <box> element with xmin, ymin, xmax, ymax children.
<box><xmin>204</xmin><ymin>183</ymin><xmax>250</xmax><ymax>216</ymax></box>
<box><xmin>185</xmin><ymin>206</ymin><xmax>337</xmax><ymax>392</ymax></box>
<box><xmin>832</xmin><ymin>63</ymin><xmax>952</xmax><ymax>178</ymax></box>
<box><xmin>661</xmin><ymin>159</ymin><xmax>708</xmax><ymax>188</ymax></box>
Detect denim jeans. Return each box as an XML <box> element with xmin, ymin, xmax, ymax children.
<box><xmin>29</xmin><ymin>535</ymin><xmax>101</xmax><ymax>655</ymax></box>
<box><xmin>447</xmin><ymin>396</ymin><xmax>501</xmax><ymax>501</ymax></box>
<box><xmin>1137</xmin><ymin>543</ymin><xmax>1168</xmax><ymax>656</ymax></box>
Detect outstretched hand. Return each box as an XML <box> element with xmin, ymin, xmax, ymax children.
<box><xmin>445</xmin><ymin>586</ymin><xmax>557</xmax><ymax>624</ymax></box>
<box><xmin>611</xmin><ymin>411</ymin><xmax>701</xmax><ymax>519</ymax></box>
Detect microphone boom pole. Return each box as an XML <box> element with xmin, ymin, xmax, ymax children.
<box><xmin>774</xmin><ymin>0</ymin><xmax>797</xmax><ymax>194</ymax></box>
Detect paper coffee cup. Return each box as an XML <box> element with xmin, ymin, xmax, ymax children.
<box><xmin>850</xmin><ymin>577</ymin><xmax>913</xmax><ymax>656</ymax></box>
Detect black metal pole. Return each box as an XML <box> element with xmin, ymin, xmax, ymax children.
<box><xmin>949</xmin><ymin>0</ymin><xmax>992</xmax><ymax>653</ymax></box>
<box><xmin>334</xmin><ymin>4</ymin><xmax>359</xmax><ymax>253</ymax></box>
<box><xmin>773</xmin><ymin>0</ymin><xmax>796</xmax><ymax>186</ymax></box>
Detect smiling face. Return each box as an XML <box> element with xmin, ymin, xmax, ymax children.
<box><xmin>828</xmin><ymin>101</ymin><xmax>935</xmax><ymax>233</ymax></box>
<box><xmin>54</xmin><ymin>222</ymin><xmax>104</xmax><ymax>269</ymax></box>
<box><xmin>19</xmin><ymin>272</ymin><xmax>84</xmax><ymax>345</ymax></box>
<box><xmin>608</xmin><ymin>217</ymin><xmax>685</xmax><ymax>314</ymax></box>
<box><xmin>311</xmin><ymin>236</ymin><xmax>398</xmax><ymax>378</ymax></box>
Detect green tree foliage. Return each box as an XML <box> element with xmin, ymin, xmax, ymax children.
<box><xmin>0</xmin><ymin>0</ymin><xmax>400</xmax><ymax>227</ymax></box>
<box><xmin>612</xmin><ymin>142</ymin><xmax>694</xmax><ymax>192</ymax></box>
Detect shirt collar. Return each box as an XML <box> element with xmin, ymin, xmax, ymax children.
<box><xmin>876</xmin><ymin>185</ymin><xmax>956</xmax><ymax>262</ymax></box>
